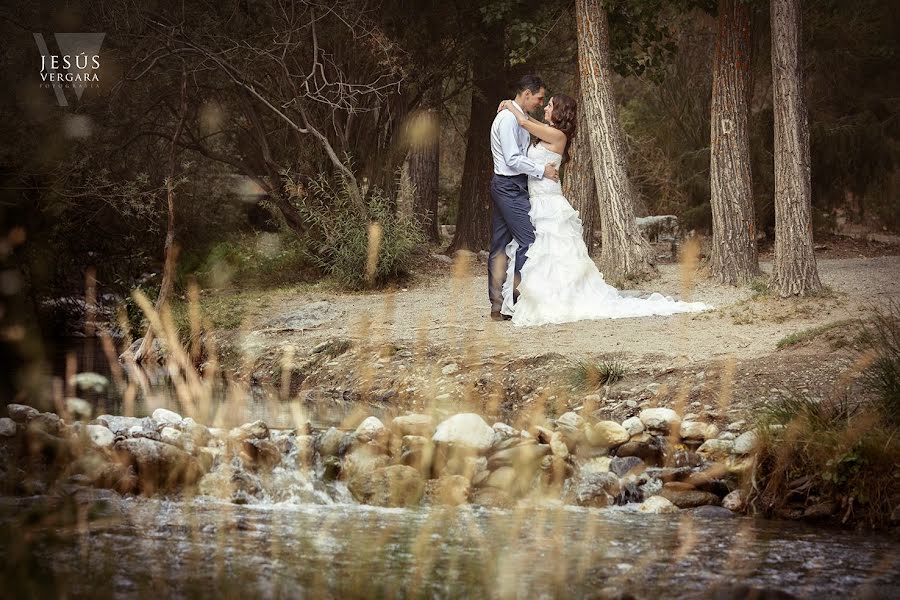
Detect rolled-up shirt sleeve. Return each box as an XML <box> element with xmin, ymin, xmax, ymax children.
<box><xmin>498</xmin><ymin>114</ymin><xmax>545</xmax><ymax>179</ymax></box>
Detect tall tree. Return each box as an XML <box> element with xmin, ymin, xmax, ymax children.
<box><xmin>563</xmin><ymin>86</ymin><xmax>599</xmax><ymax>255</ymax></box>
<box><xmin>407</xmin><ymin>86</ymin><xmax>441</xmax><ymax>243</ymax></box>
<box><xmin>770</xmin><ymin>0</ymin><xmax>822</xmax><ymax>296</ymax></box>
<box><xmin>709</xmin><ymin>0</ymin><xmax>760</xmax><ymax>284</ymax></box>
<box><xmin>575</xmin><ymin>0</ymin><xmax>656</xmax><ymax>281</ymax></box>
<box><xmin>447</xmin><ymin>22</ymin><xmax>505</xmax><ymax>254</ymax></box>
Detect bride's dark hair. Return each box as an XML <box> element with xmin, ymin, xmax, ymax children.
<box><xmin>532</xmin><ymin>93</ymin><xmax>578</xmax><ymax>164</ymax></box>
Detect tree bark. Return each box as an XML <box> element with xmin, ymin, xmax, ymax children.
<box><xmin>575</xmin><ymin>0</ymin><xmax>656</xmax><ymax>281</ymax></box>
<box><xmin>408</xmin><ymin>86</ymin><xmax>441</xmax><ymax>243</ymax></box>
<box><xmin>135</xmin><ymin>67</ymin><xmax>189</xmax><ymax>364</ymax></box>
<box><xmin>563</xmin><ymin>86</ymin><xmax>599</xmax><ymax>256</ymax></box>
<box><xmin>770</xmin><ymin>0</ymin><xmax>823</xmax><ymax>296</ymax></box>
<box><xmin>709</xmin><ymin>0</ymin><xmax>760</xmax><ymax>285</ymax></box>
<box><xmin>447</xmin><ymin>25</ymin><xmax>504</xmax><ymax>254</ymax></box>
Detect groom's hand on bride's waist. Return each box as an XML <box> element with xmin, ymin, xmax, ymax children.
<box><xmin>544</xmin><ymin>163</ymin><xmax>559</xmax><ymax>182</ymax></box>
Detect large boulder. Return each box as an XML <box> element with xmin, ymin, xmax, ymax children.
<box><xmin>584</xmin><ymin>421</ymin><xmax>630</xmax><ymax>448</ymax></box>
<box><xmin>354</xmin><ymin>416</ymin><xmax>387</xmax><ymax>443</ymax></box>
<box><xmin>638</xmin><ymin>408</ymin><xmax>681</xmax><ymax>435</ymax></box>
<box><xmin>659</xmin><ymin>488</ymin><xmax>720</xmax><ymax>509</ymax></box>
<box><xmin>432</xmin><ymin>413</ymin><xmax>494</xmax><ymax>452</ymax></box>
<box><xmin>96</xmin><ymin>415</ymin><xmax>146</xmax><ymax>435</ymax></box>
<box><xmin>391</xmin><ymin>414</ymin><xmax>435</xmax><ymax>437</ymax></box>
<box><xmin>638</xmin><ymin>495</ymin><xmax>679</xmax><ymax>514</ymax></box>
<box><xmin>570</xmin><ymin>471</ymin><xmax>622</xmax><ymax>507</ymax></box>
<box><xmin>151</xmin><ymin>408</ymin><xmax>183</xmax><ymax>428</ymax></box>
<box><xmin>7</xmin><ymin>404</ymin><xmax>39</xmax><ymax>423</ymax></box>
<box><xmin>348</xmin><ymin>465</ymin><xmax>425</xmax><ymax>507</ymax></box>
<box><xmin>113</xmin><ymin>437</ymin><xmax>204</xmax><ymax>493</ymax></box>
<box><xmin>85</xmin><ymin>424</ymin><xmax>115</xmax><ymax>448</ymax></box>
<box><xmin>732</xmin><ymin>430</ymin><xmax>759</xmax><ymax>455</ymax></box>
<box><xmin>0</xmin><ymin>418</ymin><xmax>16</xmax><ymax>437</ymax></box>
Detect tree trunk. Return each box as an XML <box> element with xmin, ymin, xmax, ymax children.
<box><xmin>135</xmin><ymin>68</ymin><xmax>189</xmax><ymax>364</ymax></box>
<box><xmin>709</xmin><ymin>0</ymin><xmax>760</xmax><ymax>285</ymax></box>
<box><xmin>575</xmin><ymin>0</ymin><xmax>656</xmax><ymax>282</ymax></box>
<box><xmin>447</xmin><ymin>26</ymin><xmax>504</xmax><ymax>254</ymax></box>
<box><xmin>408</xmin><ymin>86</ymin><xmax>441</xmax><ymax>243</ymax></box>
<box><xmin>770</xmin><ymin>0</ymin><xmax>823</xmax><ymax>296</ymax></box>
<box><xmin>563</xmin><ymin>86</ymin><xmax>599</xmax><ymax>256</ymax></box>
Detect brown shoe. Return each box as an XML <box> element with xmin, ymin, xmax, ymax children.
<box><xmin>490</xmin><ymin>311</ymin><xmax>512</xmax><ymax>321</ymax></box>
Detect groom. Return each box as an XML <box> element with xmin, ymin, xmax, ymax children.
<box><xmin>488</xmin><ymin>74</ymin><xmax>559</xmax><ymax>321</ymax></box>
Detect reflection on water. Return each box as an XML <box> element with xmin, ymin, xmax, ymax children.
<box><xmin>3</xmin><ymin>497</ymin><xmax>898</xmax><ymax>599</ymax></box>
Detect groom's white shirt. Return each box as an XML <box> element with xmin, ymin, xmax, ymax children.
<box><xmin>490</xmin><ymin>99</ymin><xmax>545</xmax><ymax>179</ymax></box>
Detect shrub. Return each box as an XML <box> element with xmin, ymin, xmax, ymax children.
<box><xmin>858</xmin><ymin>301</ymin><xmax>900</xmax><ymax>425</ymax></box>
<box><xmin>296</xmin><ymin>172</ymin><xmax>424</xmax><ymax>290</ymax></box>
<box><xmin>569</xmin><ymin>359</ymin><xmax>627</xmax><ymax>390</ymax></box>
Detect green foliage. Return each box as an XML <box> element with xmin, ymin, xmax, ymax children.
<box><xmin>191</xmin><ymin>233</ymin><xmax>312</xmax><ymax>290</ymax></box>
<box><xmin>295</xmin><ymin>173</ymin><xmax>425</xmax><ymax>291</ymax></box>
<box><xmin>858</xmin><ymin>300</ymin><xmax>900</xmax><ymax>425</ymax></box>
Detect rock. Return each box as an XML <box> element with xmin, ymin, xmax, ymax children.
<box><xmin>151</xmin><ymin>408</ymin><xmax>183</xmax><ymax>427</ymax></box>
<box><xmin>718</xmin><ymin>432</ymin><xmax>737</xmax><ymax>441</ymax></box>
<box><xmin>160</xmin><ymin>426</ymin><xmax>183</xmax><ymax>447</ymax></box>
<box><xmin>426</xmin><ymin>475</ymin><xmax>470</xmax><ymax>506</ymax></box>
<box><xmin>179</xmin><ymin>418</ymin><xmax>211</xmax><ymax>446</ymax></box>
<box><xmin>697</xmin><ymin>439</ymin><xmax>734</xmax><ymax>460</ymax></box>
<box><xmin>129</xmin><ymin>426</ymin><xmax>160</xmax><ymax>441</ymax></box>
<box><xmin>572</xmin><ymin>471</ymin><xmax>621</xmax><ymax>507</ymax></box>
<box><xmin>485</xmin><ymin>466</ymin><xmax>518</xmax><ymax>491</ymax></box>
<box><xmin>342</xmin><ymin>444</ymin><xmax>390</xmax><ymax>480</ymax></box>
<box><xmin>638</xmin><ymin>408</ymin><xmax>681</xmax><ymax>435</ymax></box>
<box><xmin>727</xmin><ymin>420</ymin><xmax>746</xmax><ymax>432</ymax></box>
<box><xmin>354</xmin><ymin>416</ymin><xmax>386</xmax><ymax>442</ymax></box>
<box><xmin>615</xmin><ymin>436</ymin><xmax>668</xmax><ymax>467</ymax></box>
<box><xmin>230</xmin><ymin>420</ymin><xmax>269</xmax><ymax>441</ymax></box>
<box><xmin>69</xmin><ymin>372</ymin><xmax>109</xmax><ymax>394</ymax></box>
<box><xmin>679</xmin><ymin>421</ymin><xmax>718</xmax><ymax>441</ymax></box>
<box><xmin>638</xmin><ymin>495</ymin><xmax>678</xmax><ymax>514</ymax></box>
<box><xmin>659</xmin><ymin>489</ymin><xmax>720</xmax><ymax>509</ymax></box>
<box><xmin>240</xmin><ymin>439</ymin><xmax>281</xmax><ymax>471</ymax></box>
<box><xmin>0</xmin><ymin>417</ymin><xmax>16</xmax><ymax>437</ymax></box>
<box><xmin>556</xmin><ymin>412</ymin><xmax>584</xmax><ymax>433</ymax></box>
<box><xmin>391</xmin><ymin>414</ymin><xmax>435</xmax><ymax>437</ymax></box>
<box><xmin>722</xmin><ymin>489</ymin><xmax>744</xmax><ymax>512</ymax></box>
<box><xmin>85</xmin><ymin>424</ymin><xmax>115</xmax><ymax>448</ymax></box>
<box><xmin>580</xmin><ymin>457</ymin><xmax>613</xmax><ymax>477</ymax></box>
<box><xmin>64</xmin><ymin>398</ymin><xmax>93</xmax><ymax>421</ymax></box>
<box><xmin>549</xmin><ymin>432</ymin><xmax>569</xmax><ymax>458</ymax></box>
<box><xmin>704</xmin><ymin>584</ymin><xmax>798</xmax><ymax>600</ymax></box>
<box><xmin>487</xmin><ymin>443</ymin><xmax>550</xmax><ymax>470</ymax></box>
<box><xmin>30</xmin><ymin>412</ymin><xmax>61</xmax><ymax>435</ymax></box>
<box><xmin>732</xmin><ymin>430</ymin><xmax>759</xmax><ymax>455</ymax></box>
<box><xmin>610</xmin><ymin>456</ymin><xmax>645</xmax><ymax>478</ymax></box>
<box><xmin>441</xmin><ymin>363</ymin><xmax>459</xmax><ymax>375</ymax></box>
<box><xmin>113</xmin><ymin>438</ymin><xmax>204</xmax><ymax>493</ymax></box>
<box><xmin>492</xmin><ymin>422</ymin><xmax>518</xmax><ymax>438</ymax></box>
<box><xmin>432</xmin><ymin>413</ymin><xmax>494</xmax><ymax>452</ymax></box>
<box><xmin>471</xmin><ymin>487</ymin><xmax>516</xmax><ymax>509</ymax></box>
<box><xmin>802</xmin><ymin>501</ymin><xmax>836</xmax><ymax>520</ymax></box>
<box><xmin>97</xmin><ymin>415</ymin><xmax>145</xmax><ymax>435</ymax></box>
<box><xmin>622</xmin><ymin>416</ymin><xmax>644</xmax><ymax>437</ymax></box>
<box><xmin>348</xmin><ymin>465</ymin><xmax>424</xmax><ymax>507</ymax></box>
<box><xmin>691</xmin><ymin>505</ymin><xmax>735</xmax><ymax>519</ymax></box>
<box><xmin>316</xmin><ymin>427</ymin><xmax>344</xmax><ymax>457</ymax></box>
<box><xmin>7</xmin><ymin>404</ymin><xmax>39</xmax><ymax>423</ymax></box>
<box><xmin>584</xmin><ymin>421</ymin><xmax>630</xmax><ymax>448</ymax></box>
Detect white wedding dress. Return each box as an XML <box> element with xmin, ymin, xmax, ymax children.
<box><xmin>499</xmin><ymin>143</ymin><xmax>713</xmax><ymax>327</ymax></box>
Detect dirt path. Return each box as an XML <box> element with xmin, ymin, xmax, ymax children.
<box><xmin>250</xmin><ymin>254</ymin><xmax>900</xmax><ymax>370</ymax></box>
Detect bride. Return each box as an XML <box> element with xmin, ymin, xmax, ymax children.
<box><xmin>496</xmin><ymin>95</ymin><xmax>713</xmax><ymax>326</ymax></box>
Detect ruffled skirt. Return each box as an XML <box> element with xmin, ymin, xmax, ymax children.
<box><xmin>499</xmin><ymin>192</ymin><xmax>712</xmax><ymax>327</ymax></box>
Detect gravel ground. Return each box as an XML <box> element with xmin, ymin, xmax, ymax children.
<box><xmin>257</xmin><ymin>254</ymin><xmax>899</xmax><ymax>371</ymax></box>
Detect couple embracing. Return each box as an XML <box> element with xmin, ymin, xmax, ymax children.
<box><xmin>488</xmin><ymin>75</ymin><xmax>712</xmax><ymax>327</ymax></box>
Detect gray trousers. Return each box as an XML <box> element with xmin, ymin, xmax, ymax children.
<box><xmin>488</xmin><ymin>173</ymin><xmax>535</xmax><ymax>311</ymax></box>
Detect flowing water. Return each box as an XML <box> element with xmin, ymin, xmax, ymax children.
<box><xmin>3</xmin><ymin>492</ymin><xmax>898</xmax><ymax>599</ymax></box>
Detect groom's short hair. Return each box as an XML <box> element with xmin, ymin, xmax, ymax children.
<box><xmin>514</xmin><ymin>74</ymin><xmax>544</xmax><ymax>95</ymax></box>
